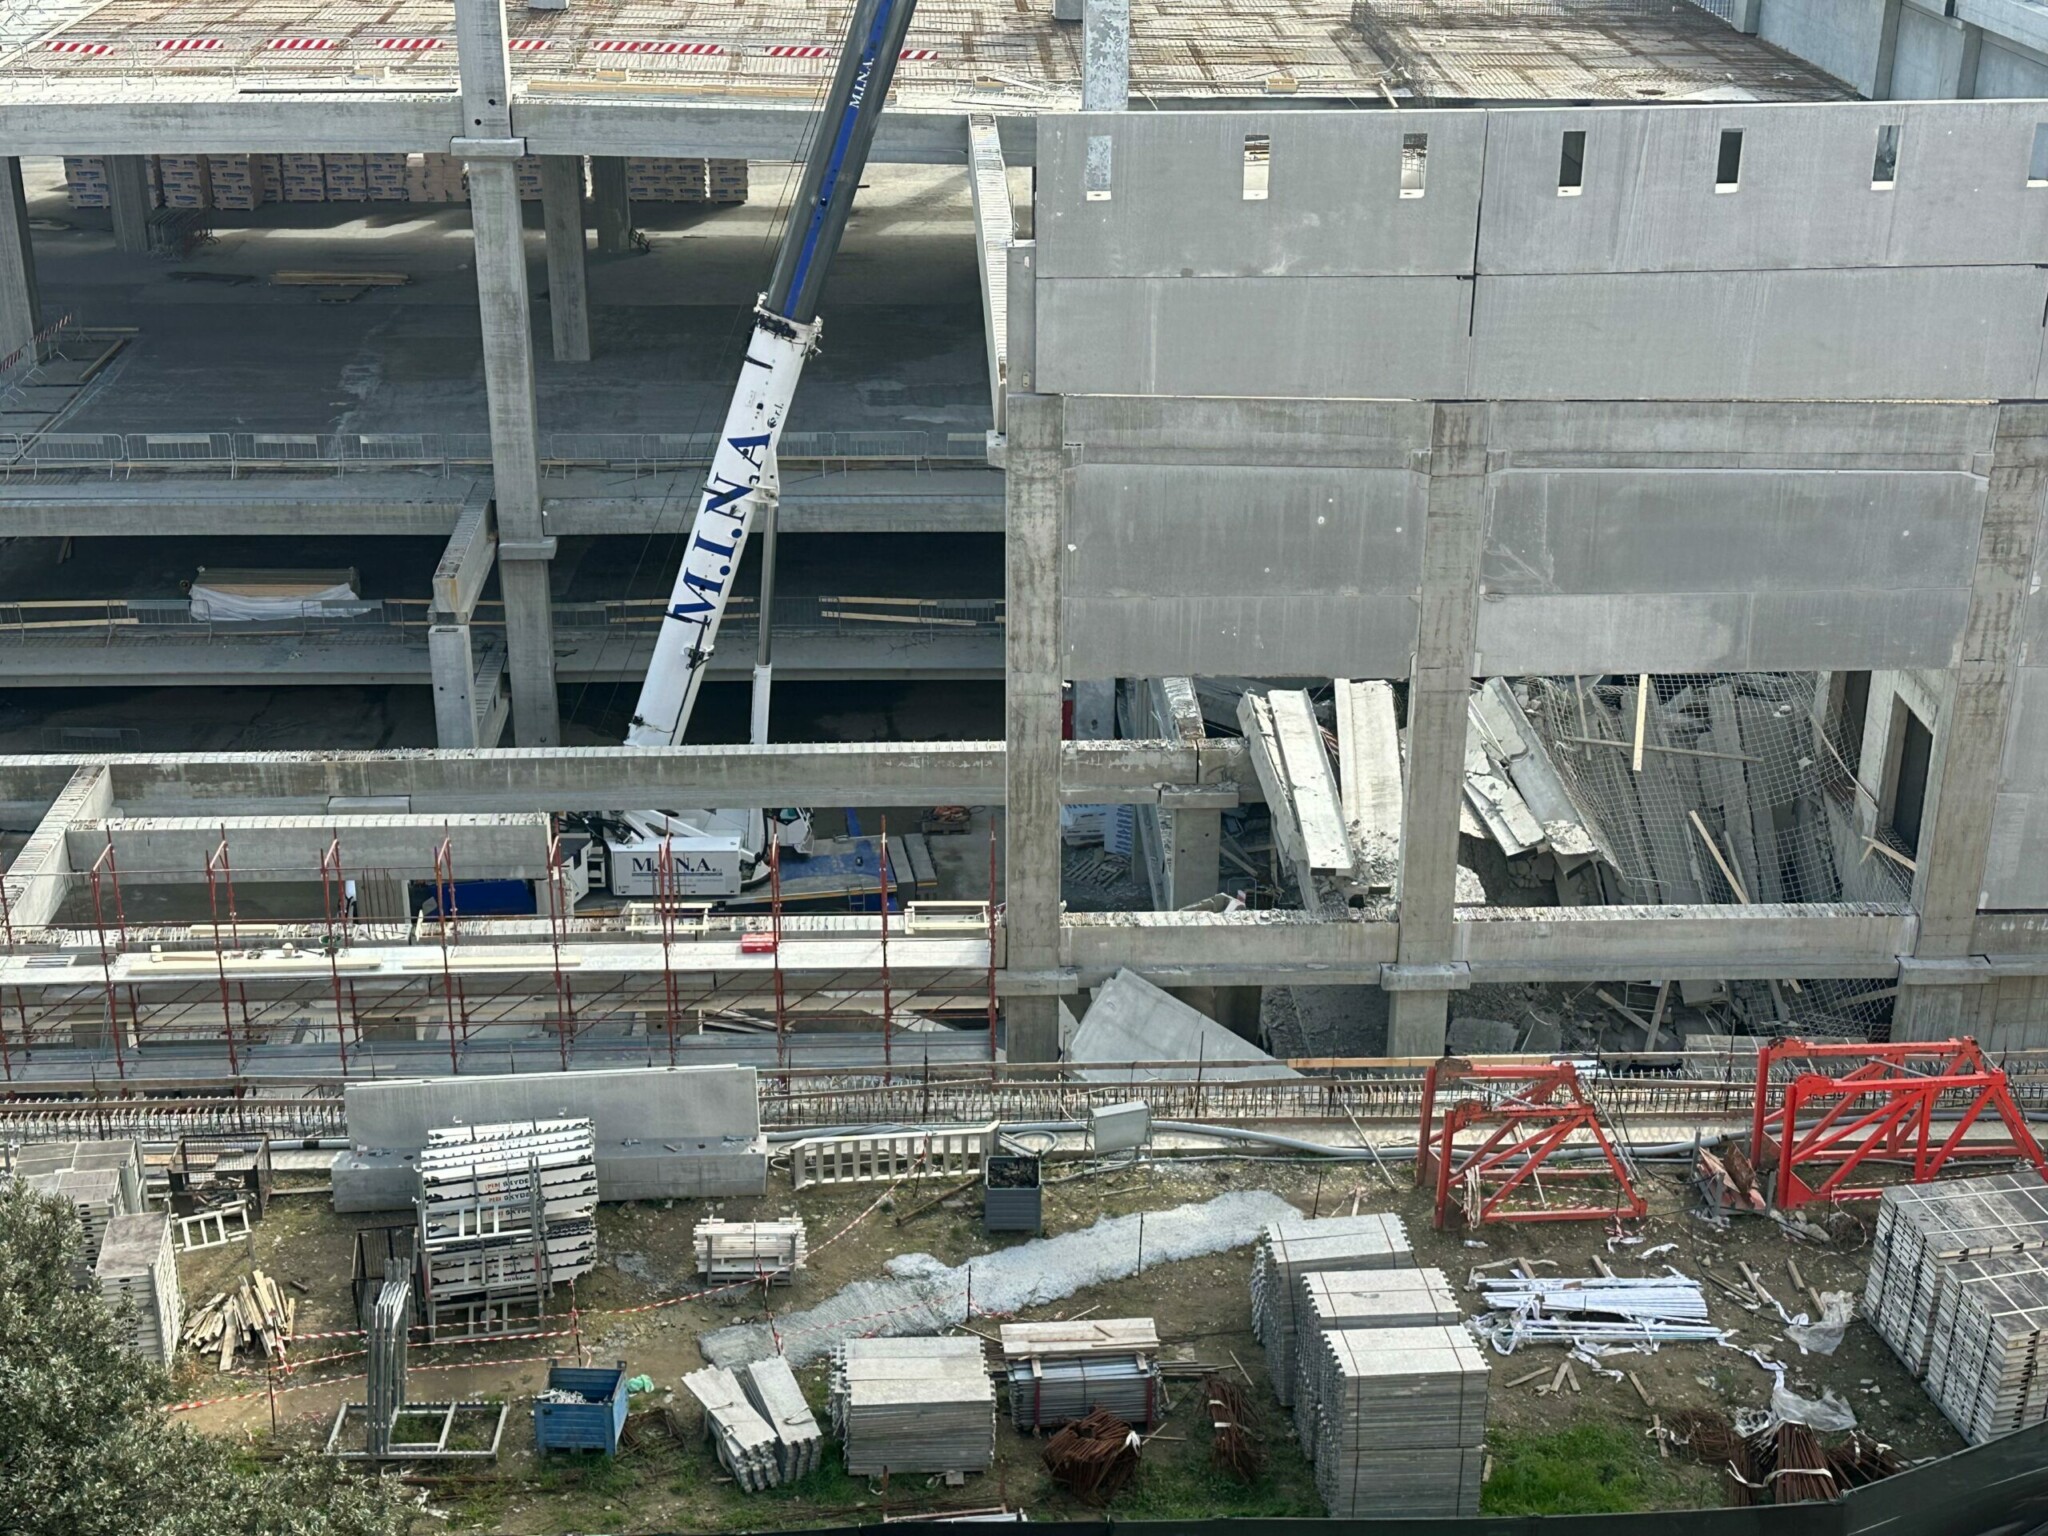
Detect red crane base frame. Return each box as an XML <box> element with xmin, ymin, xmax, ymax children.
<box><xmin>1415</xmin><ymin>1058</ymin><xmax>1647</xmax><ymax>1231</ymax></box>
<box><xmin>1748</xmin><ymin>1037</ymin><xmax>2048</xmax><ymax>1211</ymax></box>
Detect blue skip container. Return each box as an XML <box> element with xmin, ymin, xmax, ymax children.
<box><xmin>532</xmin><ymin>1360</ymin><xmax>629</xmax><ymax>1455</ymax></box>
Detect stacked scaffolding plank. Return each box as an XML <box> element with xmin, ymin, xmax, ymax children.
<box><xmin>739</xmin><ymin>1358</ymin><xmax>824</xmax><ymax>1481</ymax></box>
<box><xmin>1308</xmin><ymin>1323</ymin><xmax>1489</xmax><ymax>1517</ymax></box>
<box><xmin>1291</xmin><ymin>1268</ymin><xmax>1462</xmax><ymax>1450</ymax></box>
<box><xmin>1866</xmin><ymin>1172</ymin><xmax>2048</xmax><ymax>1443</ymax></box>
<box><xmin>830</xmin><ymin>1337</ymin><xmax>994</xmax><ymax>1475</ymax></box>
<box><xmin>1249</xmin><ymin>1213</ymin><xmax>1413</xmax><ymax>1405</ymax></box>
<box><xmin>13</xmin><ymin>1138</ymin><xmax>146</xmax><ymax>1282</ymax></box>
<box><xmin>1001</xmin><ymin>1318</ymin><xmax>1160</xmax><ymax>1430</ymax></box>
<box><xmin>415</xmin><ymin>1119</ymin><xmax>597</xmax><ymax>1307</ymax></box>
<box><xmin>694</xmin><ymin>1218</ymin><xmax>807</xmax><ymax>1283</ymax></box>
<box><xmin>682</xmin><ymin>1367</ymin><xmax>782</xmax><ymax>1491</ymax></box>
<box><xmin>94</xmin><ymin>1211</ymin><xmax>181</xmax><ymax>1365</ymax></box>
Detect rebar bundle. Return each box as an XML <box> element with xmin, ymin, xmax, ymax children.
<box><xmin>1203</xmin><ymin>1375</ymin><xmax>1262</xmax><ymax>1484</ymax></box>
<box><xmin>1765</xmin><ymin>1422</ymin><xmax>1835</xmax><ymax>1504</ymax></box>
<box><xmin>1824</xmin><ymin>1433</ymin><xmax>1902</xmax><ymax>1488</ymax></box>
<box><xmin>1042</xmin><ymin>1408</ymin><xmax>1140</xmax><ymax>1504</ymax></box>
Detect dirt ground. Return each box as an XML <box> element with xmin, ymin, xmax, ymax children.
<box><xmin>173</xmin><ymin>1154</ymin><xmax>1963</xmax><ymax>1532</ymax></box>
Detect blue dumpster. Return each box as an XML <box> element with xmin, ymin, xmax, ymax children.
<box><xmin>533</xmin><ymin>1359</ymin><xmax>629</xmax><ymax>1455</ymax></box>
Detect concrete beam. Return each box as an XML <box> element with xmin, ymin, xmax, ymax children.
<box><xmin>430</xmin><ymin>624</ymin><xmax>482</xmax><ymax>748</ymax></box>
<box><xmin>1238</xmin><ymin>690</ymin><xmax>1348</xmax><ymax>913</ymax></box>
<box><xmin>0</xmin><ymin>739</ymin><xmax>1245</xmax><ymax>817</ymax></box>
<box><xmin>0</xmin><ymin>158</ymin><xmax>41</xmax><ymax>368</ymax></box>
<box><xmin>432</xmin><ymin>491</ymin><xmax>497</xmax><ymax>623</ymax></box>
<box><xmin>514</xmin><ymin>100</ymin><xmax>1037</xmax><ymax>166</ymax></box>
<box><xmin>3</xmin><ymin>766</ymin><xmax>108</xmax><ymax>928</ymax></box>
<box><xmin>1004</xmin><ymin>392</ymin><xmax>1065</xmax><ymax>1062</ymax></box>
<box><xmin>539</xmin><ymin>155</ymin><xmax>592</xmax><ymax>364</ymax></box>
<box><xmin>0</xmin><ymin>96</ymin><xmax>461</xmax><ymax>156</ymax></box>
<box><xmin>71</xmin><ymin>811</ymin><xmax>550</xmax><ymax>884</ymax></box>
<box><xmin>967</xmin><ymin>116</ymin><xmax>1013</xmax><ymax>435</ymax></box>
<box><xmin>1389</xmin><ymin>403</ymin><xmax>1487</xmax><ymax>1056</ymax></box>
<box><xmin>107</xmin><ymin>155</ymin><xmax>151</xmax><ymax>255</ymax></box>
<box><xmin>1336</xmin><ymin>678</ymin><xmax>1402</xmax><ymax>895</ymax></box>
<box><xmin>589</xmin><ymin>155</ymin><xmax>631</xmax><ymax>255</ymax></box>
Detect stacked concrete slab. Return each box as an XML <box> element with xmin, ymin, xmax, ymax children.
<box><xmin>1307</xmin><ymin>1323</ymin><xmax>1488</xmax><ymax>1517</ymax></box>
<box><xmin>10</xmin><ymin>1139</ymin><xmax>146</xmax><ymax>1280</ymax></box>
<box><xmin>1291</xmin><ymin>1268</ymin><xmax>1463</xmax><ymax>1450</ymax></box>
<box><xmin>1068</xmin><ymin>968</ymin><xmax>1298</xmax><ymax>1083</ymax></box>
<box><xmin>1249</xmin><ymin>1213</ymin><xmax>1413</xmax><ymax>1404</ymax></box>
<box><xmin>831</xmin><ymin>1337</ymin><xmax>994</xmax><ymax>1475</ymax></box>
<box><xmin>95</xmin><ymin>1211</ymin><xmax>181</xmax><ymax>1365</ymax></box>
<box><xmin>738</xmin><ymin>1357</ymin><xmax>824</xmax><ymax>1481</ymax></box>
<box><xmin>682</xmin><ymin>1366</ymin><xmax>782</xmax><ymax>1491</ymax></box>
<box><xmin>333</xmin><ymin>1065</ymin><xmax>766</xmax><ymax>1212</ymax></box>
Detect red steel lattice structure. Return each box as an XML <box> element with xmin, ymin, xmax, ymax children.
<box><xmin>1747</xmin><ymin>1037</ymin><xmax>2048</xmax><ymax>1210</ymax></box>
<box><xmin>1415</xmin><ymin>1058</ymin><xmax>1646</xmax><ymax>1230</ymax></box>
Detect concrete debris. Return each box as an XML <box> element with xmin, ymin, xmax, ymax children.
<box><xmin>701</xmin><ymin>1188</ymin><xmax>1296</xmax><ymax>1368</ymax></box>
<box><xmin>1069</xmin><ymin>969</ymin><xmax>1299</xmax><ymax>1083</ymax></box>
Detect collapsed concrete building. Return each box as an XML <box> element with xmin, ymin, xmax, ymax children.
<box><xmin>0</xmin><ymin>0</ymin><xmax>2044</xmax><ymax>1080</ymax></box>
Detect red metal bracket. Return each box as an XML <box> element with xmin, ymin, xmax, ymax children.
<box><xmin>1748</xmin><ymin>1037</ymin><xmax>2048</xmax><ymax>1210</ymax></box>
<box><xmin>1415</xmin><ymin>1058</ymin><xmax>1646</xmax><ymax>1230</ymax></box>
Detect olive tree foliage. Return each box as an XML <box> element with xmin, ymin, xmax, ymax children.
<box><xmin>0</xmin><ymin>1180</ymin><xmax>414</xmax><ymax>1536</ymax></box>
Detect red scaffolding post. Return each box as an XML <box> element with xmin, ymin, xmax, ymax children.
<box><xmin>1415</xmin><ymin>1058</ymin><xmax>1646</xmax><ymax>1230</ymax></box>
<box><xmin>318</xmin><ymin>833</ymin><xmax>353</xmax><ymax>1074</ymax></box>
<box><xmin>203</xmin><ymin>828</ymin><xmax>243</xmax><ymax>1076</ymax></box>
<box><xmin>769</xmin><ymin>834</ymin><xmax>788</xmax><ymax>1080</ymax></box>
<box><xmin>1748</xmin><ymin>1037</ymin><xmax>2048</xmax><ymax>1210</ymax></box>
<box><xmin>877</xmin><ymin>815</ymin><xmax>893</xmax><ymax>1083</ymax></box>
<box><xmin>656</xmin><ymin>818</ymin><xmax>681</xmax><ymax>1067</ymax></box>
<box><xmin>431</xmin><ymin>834</ymin><xmax>465</xmax><ymax>1074</ymax></box>
<box><xmin>543</xmin><ymin>820</ymin><xmax>578</xmax><ymax>1072</ymax></box>
<box><xmin>85</xmin><ymin>837</ymin><xmax>131</xmax><ymax>1080</ymax></box>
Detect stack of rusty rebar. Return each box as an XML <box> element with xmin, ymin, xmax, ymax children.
<box><xmin>1204</xmin><ymin>1374</ymin><xmax>1263</xmax><ymax>1484</ymax></box>
<box><xmin>1042</xmin><ymin>1408</ymin><xmax>1140</xmax><ymax>1504</ymax></box>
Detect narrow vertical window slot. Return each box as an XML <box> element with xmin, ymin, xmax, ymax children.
<box><xmin>1085</xmin><ymin>134</ymin><xmax>1112</xmax><ymax>201</ymax></box>
<box><xmin>1872</xmin><ymin>123</ymin><xmax>1901</xmax><ymax>189</ymax></box>
<box><xmin>1400</xmin><ymin>132</ymin><xmax>1428</xmax><ymax>198</ymax></box>
<box><xmin>1557</xmin><ymin>129</ymin><xmax>1585</xmax><ymax>196</ymax></box>
<box><xmin>1242</xmin><ymin>133</ymin><xmax>1270</xmax><ymax>200</ymax></box>
<box><xmin>1716</xmin><ymin>128</ymin><xmax>1744</xmax><ymax>192</ymax></box>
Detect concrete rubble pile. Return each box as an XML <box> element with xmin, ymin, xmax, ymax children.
<box><xmin>1001</xmin><ymin>1318</ymin><xmax>1161</xmax><ymax>1430</ymax></box>
<box><xmin>830</xmin><ymin>1337</ymin><xmax>995</xmax><ymax>1475</ymax></box>
<box><xmin>1307</xmin><ymin>1322</ymin><xmax>1489</xmax><ymax>1517</ymax></box>
<box><xmin>1867</xmin><ymin>1171</ymin><xmax>2048</xmax><ymax>1443</ymax></box>
<box><xmin>738</xmin><ymin>1357</ymin><xmax>824</xmax><ymax>1481</ymax></box>
<box><xmin>1250</xmin><ymin>1213</ymin><xmax>1414</xmax><ymax>1406</ymax></box>
<box><xmin>94</xmin><ymin>1210</ymin><xmax>182</xmax><ymax>1365</ymax></box>
<box><xmin>1290</xmin><ymin>1268</ymin><xmax>1462</xmax><ymax>1450</ymax></box>
<box><xmin>682</xmin><ymin>1366</ymin><xmax>783</xmax><ymax>1491</ymax></box>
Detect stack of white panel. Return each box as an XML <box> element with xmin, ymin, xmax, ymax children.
<box><xmin>739</xmin><ymin>1357</ymin><xmax>823</xmax><ymax>1481</ymax></box>
<box><xmin>1309</xmin><ymin>1323</ymin><xmax>1488</xmax><ymax>1517</ymax></box>
<box><xmin>1866</xmin><ymin>1173</ymin><xmax>2048</xmax><ymax>1444</ymax></box>
<box><xmin>415</xmin><ymin>1118</ymin><xmax>598</xmax><ymax>1301</ymax></box>
<box><xmin>831</xmin><ymin>1337</ymin><xmax>994</xmax><ymax>1475</ymax></box>
<box><xmin>683</xmin><ymin>1366</ymin><xmax>781</xmax><ymax>1491</ymax></box>
<box><xmin>1250</xmin><ymin>1213</ymin><xmax>1413</xmax><ymax>1404</ymax></box>
<box><xmin>95</xmin><ymin>1211</ymin><xmax>181</xmax><ymax>1365</ymax></box>
<box><xmin>694</xmin><ymin>1218</ymin><xmax>807</xmax><ymax>1283</ymax></box>
<box><xmin>1292</xmin><ymin>1268</ymin><xmax>1462</xmax><ymax>1450</ymax></box>
<box><xmin>1001</xmin><ymin>1318</ymin><xmax>1160</xmax><ymax>1430</ymax></box>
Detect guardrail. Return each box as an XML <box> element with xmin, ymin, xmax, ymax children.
<box><xmin>0</xmin><ymin>429</ymin><xmax>978</xmax><ymax>478</ymax></box>
<box><xmin>0</xmin><ymin>595</ymin><xmax>1006</xmax><ymax>643</ymax></box>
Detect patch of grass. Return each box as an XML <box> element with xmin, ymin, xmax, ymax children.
<box><xmin>1482</xmin><ymin>1422</ymin><xmax>1689</xmax><ymax>1515</ymax></box>
<box><xmin>1114</xmin><ymin>1456</ymin><xmax>1323</xmax><ymax>1521</ymax></box>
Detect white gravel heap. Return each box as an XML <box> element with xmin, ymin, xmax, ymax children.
<box><xmin>702</xmin><ymin>1188</ymin><xmax>1297</xmax><ymax>1368</ymax></box>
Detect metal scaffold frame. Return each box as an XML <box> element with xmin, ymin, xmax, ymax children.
<box><xmin>1415</xmin><ymin>1057</ymin><xmax>1647</xmax><ymax>1230</ymax></box>
<box><xmin>1748</xmin><ymin>1037</ymin><xmax>2048</xmax><ymax>1209</ymax></box>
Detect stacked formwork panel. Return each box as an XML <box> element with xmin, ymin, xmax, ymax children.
<box><xmin>1249</xmin><ymin>1213</ymin><xmax>1414</xmax><ymax>1404</ymax></box>
<box><xmin>95</xmin><ymin>1210</ymin><xmax>181</xmax><ymax>1364</ymax></box>
<box><xmin>1291</xmin><ymin>1268</ymin><xmax>1463</xmax><ymax>1450</ymax></box>
<box><xmin>831</xmin><ymin>1337</ymin><xmax>994</xmax><ymax>1475</ymax></box>
<box><xmin>1307</xmin><ymin>1323</ymin><xmax>1489</xmax><ymax>1517</ymax></box>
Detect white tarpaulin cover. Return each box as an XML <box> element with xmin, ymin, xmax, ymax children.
<box><xmin>189</xmin><ymin>569</ymin><xmax>370</xmax><ymax>622</ymax></box>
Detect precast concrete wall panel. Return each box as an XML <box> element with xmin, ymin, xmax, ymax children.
<box><xmin>1060</xmin><ymin>394</ymin><xmax>1435</xmax><ymax>466</ymax></box>
<box><xmin>1759</xmin><ymin>0</ymin><xmax>1885</xmax><ymax>96</ymax></box>
<box><xmin>1036</xmin><ymin>275</ymin><xmax>1471</xmax><ymax>398</ymax></box>
<box><xmin>1469</xmin><ymin>266</ymin><xmax>2047</xmax><ymax>401</ymax></box>
<box><xmin>1035</xmin><ymin>112</ymin><xmax>1484</xmax><ymax>278</ymax></box>
<box><xmin>1473</xmin><ymin>102</ymin><xmax>2048</xmax><ymax>275</ymax></box>
<box><xmin>1974</xmin><ymin>39</ymin><xmax>2048</xmax><ymax>98</ymax></box>
<box><xmin>1484</xmin><ymin>399</ymin><xmax>1997</xmax><ymax>468</ymax></box>
<box><xmin>1892</xmin><ymin>7</ymin><xmax>1972</xmax><ymax>101</ymax></box>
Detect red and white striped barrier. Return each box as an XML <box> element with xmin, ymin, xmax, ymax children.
<box><xmin>157</xmin><ymin>38</ymin><xmax>222</xmax><ymax>52</ymax></box>
<box><xmin>591</xmin><ymin>39</ymin><xmax>723</xmax><ymax>55</ymax></box>
<box><xmin>374</xmin><ymin>37</ymin><xmax>442</xmax><ymax>52</ymax></box>
<box><xmin>45</xmin><ymin>40</ymin><xmax>112</xmax><ymax>56</ymax></box>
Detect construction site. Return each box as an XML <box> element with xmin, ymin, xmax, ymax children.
<box><xmin>7</xmin><ymin>0</ymin><xmax>2048</xmax><ymax>1529</ymax></box>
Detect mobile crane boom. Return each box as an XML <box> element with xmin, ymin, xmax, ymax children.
<box><xmin>627</xmin><ymin>0</ymin><xmax>920</xmax><ymax>750</ymax></box>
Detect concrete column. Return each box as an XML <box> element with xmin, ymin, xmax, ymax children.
<box><xmin>1004</xmin><ymin>391</ymin><xmax>1066</xmax><ymax>1062</ymax></box>
<box><xmin>1895</xmin><ymin>404</ymin><xmax>2048</xmax><ymax>1038</ymax></box>
<box><xmin>107</xmin><ymin>155</ymin><xmax>151</xmax><ymax>255</ymax></box>
<box><xmin>1387</xmin><ymin>402</ymin><xmax>1488</xmax><ymax>1057</ymax></box>
<box><xmin>590</xmin><ymin>156</ymin><xmax>631</xmax><ymax>255</ymax></box>
<box><xmin>1872</xmin><ymin>0</ymin><xmax>1905</xmax><ymax>99</ymax></box>
<box><xmin>1161</xmin><ymin>799</ymin><xmax>1221</xmax><ymax>907</ymax></box>
<box><xmin>455</xmin><ymin>0</ymin><xmax>560</xmax><ymax>747</ymax></box>
<box><xmin>0</xmin><ymin>159</ymin><xmax>42</xmax><ymax>368</ymax></box>
<box><xmin>539</xmin><ymin>155</ymin><xmax>591</xmax><ymax>364</ymax></box>
<box><xmin>1957</xmin><ymin>23</ymin><xmax>1983</xmax><ymax>99</ymax></box>
<box><xmin>1733</xmin><ymin>0</ymin><xmax>1761</xmax><ymax>34</ymax></box>
<box><xmin>1081</xmin><ymin>0</ymin><xmax>1130</xmax><ymax>111</ymax></box>
<box><xmin>429</xmin><ymin>624</ymin><xmax>481</xmax><ymax>748</ymax></box>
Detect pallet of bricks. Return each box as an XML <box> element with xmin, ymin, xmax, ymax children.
<box><xmin>95</xmin><ymin>1211</ymin><xmax>182</xmax><ymax>1365</ymax></box>
<box><xmin>8</xmin><ymin>1138</ymin><xmax>146</xmax><ymax>1281</ymax></box>
<box><xmin>707</xmin><ymin>159</ymin><xmax>748</xmax><ymax>204</ymax></box>
<box><xmin>1865</xmin><ymin>1170</ymin><xmax>2048</xmax><ymax>1443</ymax></box>
<box><xmin>1001</xmin><ymin>1318</ymin><xmax>1161</xmax><ymax>1431</ymax></box>
<box><xmin>626</xmin><ymin>157</ymin><xmax>708</xmax><ymax>203</ymax></box>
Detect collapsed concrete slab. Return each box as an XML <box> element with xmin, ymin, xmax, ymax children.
<box><xmin>1068</xmin><ymin>969</ymin><xmax>1300</xmax><ymax>1081</ymax></box>
<box><xmin>333</xmin><ymin>1064</ymin><xmax>766</xmax><ymax>1211</ymax></box>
